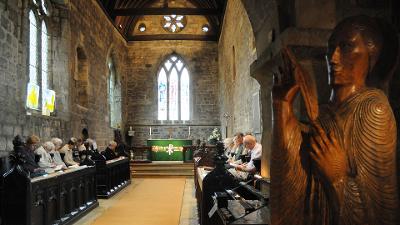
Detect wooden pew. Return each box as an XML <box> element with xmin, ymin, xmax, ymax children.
<box><xmin>95</xmin><ymin>157</ymin><xmax>131</xmax><ymax>198</ymax></box>
<box><xmin>194</xmin><ymin>144</ymin><xmax>237</xmax><ymax>225</ymax></box>
<box><xmin>131</xmin><ymin>146</ymin><xmax>152</xmax><ymax>162</ymax></box>
<box><xmin>182</xmin><ymin>145</ymin><xmax>196</xmax><ymax>162</ymax></box>
<box><xmin>2</xmin><ymin>164</ymin><xmax>98</xmax><ymax>225</ymax></box>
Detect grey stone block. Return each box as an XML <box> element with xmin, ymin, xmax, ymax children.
<box><xmin>0</xmin><ymin>27</ymin><xmax>5</xmax><ymax>40</ymax></box>
<box><xmin>2</xmin><ymin>125</ymin><xmax>13</xmax><ymax>136</ymax></box>
<box><xmin>13</xmin><ymin>125</ymin><xmax>22</xmax><ymax>136</ymax></box>
<box><xmin>6</xmin><ymin>137</ymin><xmax>13</xmax><ymax>151</ymax></box>
<box><xmin>0</xmin><ymin>137</ymin><xmax>6</xmax><ymax>151</ymax></box>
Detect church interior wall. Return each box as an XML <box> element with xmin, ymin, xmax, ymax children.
<box><xmin>125</xmin><ymin>40</ymin><xmax>220</xmax><ymax>146</ymax></box>
<box><xmin>68</xmin><ymin>0</ymin><xmax>127</xmax><ymax>149</ymax></box>
<box><xmin>0</xmin><ymin>0</ymin><xmax>398</xmax><ymax>189</ymax></box>
<box><xmin>218</xmin><ymin>0</ymin><xmax>260</xmax><ymax>140</ymax></box>
<box><xmin>0</xmin><ymin>0</ymin><xmax>71</xmax><ymax>156</ymax></box>
<box><xmin>0</xmin><ymin>0</ymin><xmax>127</xmax><ymax>155</ymax></box>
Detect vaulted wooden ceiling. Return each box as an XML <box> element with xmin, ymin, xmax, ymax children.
<box><xmin>97</xmin><ymin>0</ymin><xmax>227</xmax><ymax>41</ymax></box>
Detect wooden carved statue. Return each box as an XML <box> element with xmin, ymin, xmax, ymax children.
<box><xmin>271</xmin><ymin>16</ymin><xmax>399</xmax><ymax>225</ymax></box>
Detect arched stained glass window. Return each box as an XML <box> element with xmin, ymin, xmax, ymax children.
<box><xmin>157</xmin><ymin>55</ymin><xmax>190</xmax><ymax>121</ymax></box>
<box><xmin>27</xmin><ymin>1</ymin><xmax>54</xmax><ymax>115</ymax></box>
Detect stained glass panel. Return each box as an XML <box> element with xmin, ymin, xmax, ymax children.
<box><xmin>42</xmin><ymin>89</ymin><xmax>55</xmax><ymax>116</ymax></box>
<box><xmin>181</xmin><ymin>68</ymin><xmax>190</xmax><ymax>120</ymax></box>
<box><xmin>27</xmin><ymin>83</ymin><xmax>39</xmax><ymax>110</ymax></box>
<box><xmin>29</xmin><ymin>11</ymin><xmax>37</xmax><ymax>84</ymax></box>
<box><xmin>158</xmin><ymin>68</ymin><xmax>168</xmax><ymax>120</ymax></box>
<box><xmin>169</xmin><ymin>68</ymin><xmax>179</xmax><ymax>120</ymax></box>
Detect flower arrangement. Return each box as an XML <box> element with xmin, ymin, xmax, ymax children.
<box><xmin>207</xmin><ymin>128</ymin><xmax>221</xmax><ymax>144</ymax></box>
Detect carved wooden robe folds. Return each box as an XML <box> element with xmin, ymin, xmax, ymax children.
<box><xmin>271</xmin><ymin>15</ymin><xmax>399</xmax><ymax>225</ymax></box>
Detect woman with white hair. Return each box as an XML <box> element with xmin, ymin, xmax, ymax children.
<box><xmin>51</xmin><ymin>138</ymin><xmax>67</xmax><ymax>168</ymax></box>
<box><xmin>35</xmin><ymin>141</ymin><xmax>57</xmax><ymax>173</ymax></box>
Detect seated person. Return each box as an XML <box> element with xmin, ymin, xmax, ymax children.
<box><xmin>102</xmin><ymin>141</ymin><xmax>118</xmax><ymax>160</ymax></box>
<box><xmin>115</xmin><ymin>130</ymin><xmax>129</xmax><ymax>157</ymax></box>
<box><xmin>232</xmin><ymin>132</ymin><xmax>244</xmax><ymax>161</ymax></box>
<box><xmin>36</xmin><ymin>142</ymin><xmax>60</xmax><ymax>173</ymax></box>
<box><xmin>59</xmin><ymin>138</ymin><xmax>79</xmax><ymax>167</ymax></box>
<box><xmin>84</xmin><ymin>138</ymin><xmax>97</xmax><ymax>152</ymax></box>
<box><xmin>12</xmin><ymin>135</ymin><xmax>44</xmax><ymax>176</ymax></box>
<box><xmin>229</xmin><ymin>135</ymin><xmax>262</xmax><ymax>180</ymax></box>
<box><xmin>223</xmin><ymin>137</ymin><xmax>234</xmax><ymax>158</ymax></box>
<box><xmin>74</xmin><ymin>138</ymin><xmax>86</xmax><ymax>163</ymax></box>
<box><xmin>78</xmin><ymin>138</ymin><xmax>96</xmax><ymax>166</ymax></box>
<box><xmin>89</xmin><ymin>139</ymin><xmax>106</xmax><ymax>161</ymax></box>
<box><xmin>51</xmin><ymin>138</ymin><xmax>67</xmax><ymax>168</ymax></box>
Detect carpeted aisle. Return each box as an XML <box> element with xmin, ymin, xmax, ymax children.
<box><xmin>91</xmin><ymin>178</ymin><xmax>186</xmax><ymax>225</ymax></box>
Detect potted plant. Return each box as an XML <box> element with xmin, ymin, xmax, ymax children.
<box><xmin>207</xmin><ymin>128</ymin><xmax>221</xmax><ymax>145</ymax></box>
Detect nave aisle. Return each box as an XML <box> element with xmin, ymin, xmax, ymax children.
<box><xmin>75</xmin><ymin>178</ymin><xmax>198</xmax><ymax>225</ymax></box>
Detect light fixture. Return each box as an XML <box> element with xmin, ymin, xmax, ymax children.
<box><xmin>202</xmin><ymin>25</ymin><xmax>209</xmax><ymax>33</ymax></box>
<box><xmin>118</xmin><ymin>24</ymin><xmax>123</xmax><ymax>29</ymax></box>
<box><xmin>138</xmin><ymin>23</ymin><xmax>146</xmax><ymax>32</ymax></box>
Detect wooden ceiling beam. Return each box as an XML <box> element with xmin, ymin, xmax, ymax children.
<box><xmin>112</xmin><ymin>8</ymin><xmax>221</xmax><ymax>16</ymax></box>
<box><xmin>128</xmin><ymin>34</ymin><xmax>218</xmax><ymax>41</ymax></box>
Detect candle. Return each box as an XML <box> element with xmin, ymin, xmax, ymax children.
<box><xmin>149</xmin><ymin>126</ymin><xmax>152</xmax><ymax>136</ymax></box>
<box><xmin>188</xmin><ymin>126</ymin><xmax>191</xmax><ymax>136</ymax></box>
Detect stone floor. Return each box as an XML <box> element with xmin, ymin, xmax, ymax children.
<box><xmin>74</xmin><ymin>178</ymin><xmax>199</xmax><ymax>225</ymax></box>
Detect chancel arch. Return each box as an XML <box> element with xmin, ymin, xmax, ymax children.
<box><xmin>157</xmin><ymin>54</ymin><xmax>190</xmax><ymax>121</ymax></box>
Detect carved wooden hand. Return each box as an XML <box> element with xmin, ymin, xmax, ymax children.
<box><xmin>272</xmin><ymin>49</ymin><xmax>300</xmax><ymax>104</ymax></box>
<box><xmin>309</xmin><ymin>125</ymin><xmax>347</xmax><ymax>185</ymax></box>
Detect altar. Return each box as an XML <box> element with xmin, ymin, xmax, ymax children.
<box><xmin>147</xmin><ymin>139</ymin><xmax>193</xmax><ymax>161</ymax></box>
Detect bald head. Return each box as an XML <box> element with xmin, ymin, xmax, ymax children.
<box><xmin>243</xmin><ymin>135</ymin><xmax>256</xmax><ymax>149</ymax></box>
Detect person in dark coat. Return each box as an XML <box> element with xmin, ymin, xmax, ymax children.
<box><xmin>12</xmin><ymin>135</ymin><xmax>43</xmax><ymax>176</ymax></box>
<box><xmin>102</xmin><ymin>141</ymin><xmax>118</xmax><ymax>160</ymax></box>
<box><xmin>114</xmin><ymin>130</ymin><xmax>129</xmax><ymax>157</ymax></box>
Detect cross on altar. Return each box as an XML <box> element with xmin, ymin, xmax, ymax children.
<box><xmin>167</xmin><ymin>144</ymin><xmax>174</xmax><ymax>155</ymax></box>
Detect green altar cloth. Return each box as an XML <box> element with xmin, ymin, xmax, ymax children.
<box><xmin>147</xmin><ymin>139</ymin><xmax>193</xmax><ymax>161</ymax></box>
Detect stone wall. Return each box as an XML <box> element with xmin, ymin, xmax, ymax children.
<box><xmin>0</xmin><ymin>0</ymin><xmax>126</xmax><ymax>155</ymax></box>
<box><xmin>68</xmin><ymin>0</ymin><xmax>126</xmax><ymax>149</ymax></box>
<box><xmin>218</xmin><ymin>0</ymin><xmax>260</xmax><ymax>140</ymax></box>
<box><xmin>0</xmin><ymin>0</ymin><xmax>71</xmax><ymax>156</ymax></box>
<box><xmin>125</xmin><ymin>40</ymin><xmax>220</xmax><ymax>146</ymax></box>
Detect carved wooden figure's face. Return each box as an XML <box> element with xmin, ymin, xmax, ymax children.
<box><xmin>326</xmin><ymin>30</ymin><xmax>370</xmax><ymax>87</ymax></box>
